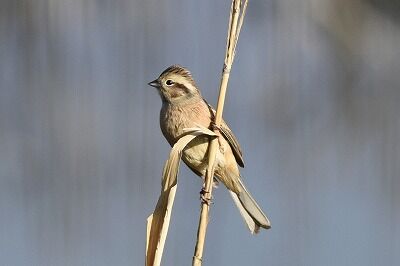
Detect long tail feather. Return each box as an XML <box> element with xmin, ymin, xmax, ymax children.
<box><xmin>229</xmin><ymin>178</ymin><xmax>271</xmax><ymax>234</ymax></box>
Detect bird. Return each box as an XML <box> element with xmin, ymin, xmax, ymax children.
<box><xmin>148</xmin><ymin>65</ymin><xmax>270</xmax><ymax>233</ymax></box>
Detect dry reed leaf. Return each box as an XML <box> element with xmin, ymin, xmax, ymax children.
<box><xmin>146</xmin><ymin>126</ymin><xmax>217</xmax><ymax>266</ymax></box>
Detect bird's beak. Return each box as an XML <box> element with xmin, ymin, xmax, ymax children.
<box><xmin>148</xmin><ymin>79</ymin><xmax>160</xmax><ymax>88</ymax></box>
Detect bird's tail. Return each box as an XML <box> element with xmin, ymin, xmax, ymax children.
<box><xmin>229</xmin><ymin>178</ymin><xmax>271</xmax><ymax>234</ymax></box>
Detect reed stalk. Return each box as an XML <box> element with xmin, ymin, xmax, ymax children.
<box><xmin>192</xmin><ymin>1</ymin><xmax>249</xmax><ymax>265</ymax></box>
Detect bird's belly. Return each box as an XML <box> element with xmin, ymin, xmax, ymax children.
<box><xmin>181</xmin><ymin>135</ymin><xmax>226</xmax><ymax>177</ymax></box>
<box><xmin>182</xmin><ymin>136</ymin><xmax>209</xmax><ymax>175</ymax></box>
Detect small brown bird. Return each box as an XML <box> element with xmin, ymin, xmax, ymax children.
<box><xmin>148</xmin><ymin>65</ymin><xmax>270</xmax><ymax>233</ymax></box>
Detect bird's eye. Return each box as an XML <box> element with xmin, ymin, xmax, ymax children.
<box><xmin>165</xmin><ymin>80</ymin><xmax>174</xmax><ymax>86</ymax></box>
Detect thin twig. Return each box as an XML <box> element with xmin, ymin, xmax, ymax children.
<box><xmin>192</xmin><ymin>1</ymin><xmax>248</xmax><ymax>265</ymax></box>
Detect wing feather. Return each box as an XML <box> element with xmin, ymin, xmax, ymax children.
<box><xmin>204</xmin><ymin>100</ymin><xmax>245</xmax><ymax>167</ymax></box>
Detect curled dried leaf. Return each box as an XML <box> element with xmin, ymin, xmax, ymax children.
<box><xmin>146</xmin><ymin>127</ymin><xmax>217</xmax><ymax>266</ymax></box>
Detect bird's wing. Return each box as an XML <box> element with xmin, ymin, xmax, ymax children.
<box><xmin>220</xmin><ymin>121</ymin><xmax>244</xmax><ymax>167</ymax></box>
<box><xmin>204</xmin><ymin>100</ymin><xmax>245</xmax><ymax>167</ymax></box>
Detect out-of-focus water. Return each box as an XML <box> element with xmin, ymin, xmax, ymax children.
<box><xmin>1</xmin><ymin>0</ymin><xmax>399</xmax><ymax>265</ymax></box>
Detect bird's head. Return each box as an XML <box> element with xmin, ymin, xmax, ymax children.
<box><xmin>148</xmin><ymin>65</ymin><xmax>201</xmax><ymax>104</ymax></box>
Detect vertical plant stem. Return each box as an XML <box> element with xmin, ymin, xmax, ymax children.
<box><xmin>192</xmin><ymin>0</ymin><xmax>247</xmax><ymax>265</ymax></box>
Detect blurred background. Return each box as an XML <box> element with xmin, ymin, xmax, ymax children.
<box><xmin>1</xmin><ymin>0</ymin><xmax>399</xmax><ymax>265</ymax></box>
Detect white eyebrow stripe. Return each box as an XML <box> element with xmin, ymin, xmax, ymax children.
<box><xmin>184</xmin><ymin>82</ymin><xmax>197</xmax><ymax>93</ymax></box>
<box><xmin>170</xmin><ymin>75</ymin><xmax>197</xmax><ymax>93</ymax></box>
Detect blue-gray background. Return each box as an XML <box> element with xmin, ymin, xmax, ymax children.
<box><xmin>1</xmin><ymin>0</ymin><xmax>399</xmax><ymax>265</ymax></box>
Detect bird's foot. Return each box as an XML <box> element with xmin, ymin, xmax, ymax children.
<box><xmin>210</xmin><ymin>121</ymin><xmax>224</xmax><ymax>148</ymax></box>
<box><xmin>210</xmin><ymin>121</ymin><xmax>221</xmax><ymax>132</ymax></box>
<box><xmin>200</xmin><ymin>188</ymin><xmax>213</xmax><ymax>205</ymax></box>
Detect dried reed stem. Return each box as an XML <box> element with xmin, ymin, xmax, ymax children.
<box><xmin>192</xmin><ymin>1</ymin><xmax>248</xmax><ymax>265</ymax></box>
